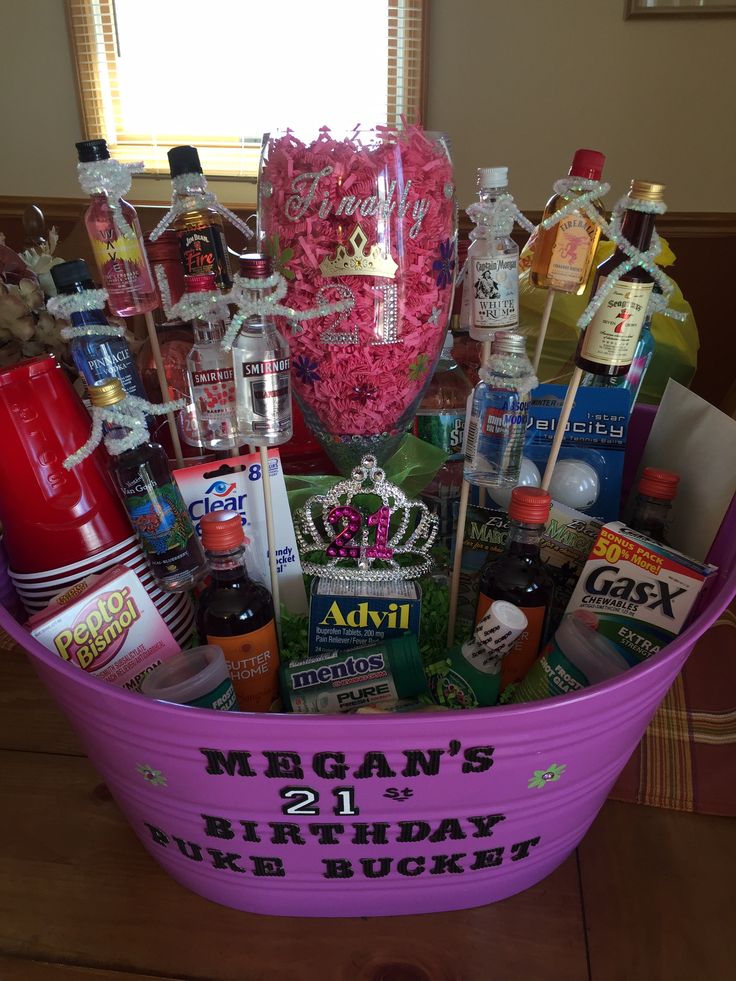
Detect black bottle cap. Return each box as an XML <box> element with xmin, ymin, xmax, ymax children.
<box><xmin>168</xmin><ymin>145</ymin><xmax>203</xmax><ymax>177</ymax></box>
<box><xmin>51</xmin><ymin>259</ymin><xmax>97</xmax><ymax>294</ymax></box>
<box><xmin>76</xmin><ymin>139</ymin><xmax>110</xmax><ymax>163</ymax></box>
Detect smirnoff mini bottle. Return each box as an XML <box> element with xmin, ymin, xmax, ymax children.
<box><xmin>232</xmin><ymin>253</ymin><xmax>292</xmax><ymax>446</ymax></box>
<box><xmin>183</xmin><ymin>273</ymin><xmax>239</xmax><ymax>451</ymax></box>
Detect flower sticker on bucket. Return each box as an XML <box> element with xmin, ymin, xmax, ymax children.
<box><xmin>137</xmin><ymin>763</ymin><xmax>168</xmax><ymax>787</ymax></box>
<box><xmin>528</xmin><ymin>763</ymin><xmax>567</xmax><ymax>789</ymax></box>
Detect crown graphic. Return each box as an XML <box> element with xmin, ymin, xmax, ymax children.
<box><xmin>319</xmin><ymin>224</ymin><xmax>398</xmax><ymax>280</ymax></box>
<box><xmin>294</xmin><ymin>455</ymin><xmax>438</xmax><ymax>581</ymax></box>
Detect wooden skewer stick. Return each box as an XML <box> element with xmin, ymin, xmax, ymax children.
<box><xmin>532</xmin><ymin>289</ymin><xmax>556</xmax><ymax>374</ymax></box>
<box><xmin>143</xmin><ymin>309</ymin><xmax>184</xmax><ymax>469</ymax></box>
<box><xmin>259</xmin><ymin>445</ymin><xmax>281</xmax><ymax>644</ymax></box>
<box><xmin>541</xmin><ymin>366</ymin><xmax>583</xmax><ymax>491</ymax></box>
<box><xmin>447</xmin><ymin>478</ymin><xmax>471</xmax><ymax>648</ymax></box>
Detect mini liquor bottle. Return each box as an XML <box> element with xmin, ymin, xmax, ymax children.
<box><xmin>576</xmin><ymin>180</ymin><xmax>664</xmax><ymax>379</ymax></box>
<box><xmin>232</xmin><ymin>253</ymin><xmax>292</xmax><ymax>446</ymax></box>
<box><xmin>460</xmin><ymin>166</ymin><xmax>520</xmax><ymax>339</ymax></box>
<box><xmin>196</xmin><ymin>511</ymin><xmax>280</xmax><ymax>712</ymax></box>
<box><xmin>183</xmin><ymin>273</ymin><xmax>239</xmax><ymax>451</ymax></box>
<box><xmin>464</xmin><ymin>331</ymin><xmax>536</xmax><ymax>489</ymax></box>
<box><xmin>415</xmin><ymin>330</ymin><xmax>472</xmax><ymax>549</ymax></box>
<box><xmin>629</xmin><ymin>467</ymin><xmax>679</xmax><ymax>545</ymax></box>
<box><xmin>88</xmin><ymin>378</ymin><xmax>207</xmax><ymax>592</ymax></box>
<box><xmin>530</xmin><ymin>149</ymin><xmax>606</xmax><ymax>295</ymax></box>
<box><xmin>76</xmin><ymin>139</ymin><xmax>158</xmax><ymax>317</ymax></box>
<box><xmin>167</xmin><ymin>145</ymin><xmax>233</xmax><ymax>289</ymax></box>
<box><xmin>475</xmin><ymin>486</ymin><xmax>554</xmax><ymax>688</ymax></box>
<box><xmin>51</xmin><ymin>259</ymin><xmax>149</xmax><ymax>403</ymax></box>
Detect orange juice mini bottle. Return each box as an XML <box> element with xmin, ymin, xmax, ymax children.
<box><xmin>530</xmin><ymin>149</ymin><xmax>606</xmax><ymax>295</ymax></box>
<box><xmin>196</xmin><ymin>512</ymin><xmax>279</xmax><ymax>711</ymax></box>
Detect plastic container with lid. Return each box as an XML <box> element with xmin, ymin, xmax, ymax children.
<box><xmin>141</xmin><ymin>645</ymin><xmax>239</xmax><ymax>712</ymax></box>
<box><xmin>280</xmin><ymin>634</ymin><xmax>428</xmax><ymax>714</ymax></box>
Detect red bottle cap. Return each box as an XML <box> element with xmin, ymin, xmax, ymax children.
<box><xmin>201</xmin><ymin>512</ymin><xmax>245</xmax><ymax>552</ymax></box>
<box><xmin>508</xmin><ymin>487</ymin><xmax>552</xmax><ymax>525</ymax></box>
<box><xmin>239</xmin><ymin>253</ymin><xmax>273</xmax><ymax>279</ymax></box>
<box><xmin>569</xmin><ymin>149</ymin><xmax>606</xmax><ymax>181</ymax></box>
<box><xmin>185</xmin><ymin>273</ymin><xmax>218</xmax><ymax>293</ymax></box>
<box><xmin>638</xmin><ymin>467</ymin><xmax>679</xmax><ymax>501</ymax></box>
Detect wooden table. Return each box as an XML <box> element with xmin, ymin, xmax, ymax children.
<box><xmin>1</xmin><ymin>640</ymin><xmax>734</xmax><ymax>981</ymax></box>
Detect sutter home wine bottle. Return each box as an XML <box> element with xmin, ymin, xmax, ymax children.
<box><xmin>575</xmin><ymin>179</ymin><xmax>664</xmax><ymax>379</ymax></box>
<box><xmin>196</xmin><ymin>512</ymin><xmax>280</xmax><ymax>712</ymax></box>
<box><xmin>475</xmin><ymin>486</ymin><xmax>554</xmax><ymax>689</ymax></box>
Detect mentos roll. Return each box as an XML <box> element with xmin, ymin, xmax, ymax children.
<box><xmin>280</xmin><ymin>636</ymin><xmax>428</xmax><ymax>714</ymax></box>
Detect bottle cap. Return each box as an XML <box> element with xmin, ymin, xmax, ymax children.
<box><xmin>88</xmin><ymin>377</ymin><xmax>126</xmax><ymax>408</ymax></box>
<box><xmin>201</xmin><ymin>511</ymin><xmax>245</xmax><ymax>552</ymax></box>
<box><xmin>76</xmin><ymin>139</ymin><xmax>110</xmax><ymax>163</ymax></box>
<box><xmin>629</xmin><ymin>179</ymin><xmax>666</xmax><ymax>204</ymax></box>
<box><xmin>569</xmin><ymin>149</ymin><xmax>606</xmax><ymax>181</ymax></box>
<box><xmin>508</xmin><ymin>487</ymin><xmax>552</xmax><ymax>524</ymax></box>
<box><xmin>478</xmin><ymin>166</ymin><xmax>508</xmax><ymax>189</ymax></box>
<box><xmin>239</xmin><ymin>253</ymin><xmax>273</xmax><ymax>279</ymax></box>
<box><xmin>491</xmin><ymin>331</ymin><xmax>527</xmax><ymax>355</ymax></box>
<box><xmin>167</xmin><ymin>145</ymin><xmax>203</xmax><ymax>178</ymax></box>
<box><xmin>51</xmin><ymin>259</ymin><xmax>97</xmax><ymax>294</ymax></box>
<box><xmin>185</xmin><ymin>273</ymin><xmax>218</xmax><ymax>293</ymax></box>
<box><xmin>638</xmin><ymin>467</ymin><xmax>679</xmax><ymax>501</ymax></box>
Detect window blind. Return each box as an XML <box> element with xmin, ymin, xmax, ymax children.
<box><xmin>66</xmin><ymin>0</ymin><xmax>428</xmax><ymax>179</ymax></box>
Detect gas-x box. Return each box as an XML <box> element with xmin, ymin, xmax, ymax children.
<box><xmin>308</xmin><ymin>578</ymin><xmax>421</xmax><ymax>657</ymax></box>
<box><xmin>30</xmin><ymin>564</ymin><xmax>180</xmax><ymax>691</ymax></box>
<box><xmin>563</xmin><ymin>522</ymin><xmax>717</xmax><ymax>666</ymax></box>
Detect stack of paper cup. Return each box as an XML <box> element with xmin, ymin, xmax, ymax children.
<box><xmin>8</xmin><ymin>539</ymin><xmax>194</xmax><ymax>646</ymax></box>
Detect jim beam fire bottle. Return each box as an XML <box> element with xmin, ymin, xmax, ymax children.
<box><xmin>575</xmin><ymin>180</ymin><xmax>664</xmax><ymax>379</ymax></box>
<box><xmin>167</xmin><ymin>145</ymin><xmax>233</xmax><ymax>289</ymax></box>
<box><xmin>530</xmin><ymin>148</ymin><xmax>606</xmax><ymax>295</ymax></box>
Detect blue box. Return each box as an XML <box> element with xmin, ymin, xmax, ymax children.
<box><xmin>308</xmin><ymin>579</ymin><xmax>421</xmax><ymax>657</ymax></box>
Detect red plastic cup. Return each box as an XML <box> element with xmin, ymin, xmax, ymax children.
<box><xmin>0</xmin><ymin>356</ymin><xmax>133</xmax><ymax>574</ymax></box>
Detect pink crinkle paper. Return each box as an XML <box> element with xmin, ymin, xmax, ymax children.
<box><xmin>260</xmin><ymin>125</ymin><xmax>456</xmax><ymax>440</ymax></box>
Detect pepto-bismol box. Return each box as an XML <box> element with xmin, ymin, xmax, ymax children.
<box><xmin>308</xmin><ymin>578</ymin><xmax>421</xmax><ymax>657</ymax></box>
<box><xmin>30</xmin><ymin>564</ymin><xmax>181</xmax><ymax>692</ymax></box>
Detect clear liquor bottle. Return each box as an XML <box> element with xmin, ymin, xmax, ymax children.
<box><xmin>183</xmin><ymin>273</ymin><xmax>239</xmax><ymax>451</ymax></box>
<box><xmin>232</xmin><ymin>254</ymin><xmax>292</xmax><ymax>446</ymax></box>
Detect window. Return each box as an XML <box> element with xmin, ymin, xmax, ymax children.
<box><xmin>66</xmin><ymin>0</ymin><xmax>428</xmax><ymax>179</ymax></box>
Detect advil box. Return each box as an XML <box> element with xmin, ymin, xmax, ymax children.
<box><xmin>308</xmin><ymin>579</ymin><xmax>421</xmax><ymax>657</ymax></box>
<box><xmin>30</xmin><ymin>564</ymin><xmax>180</xmax><ymax>692</ymax></box>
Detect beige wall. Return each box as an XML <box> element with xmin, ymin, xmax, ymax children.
<box><xmin>1</xmin><ymin>0</ymin><xmax>735</xmax><ymax>211</ymax></box>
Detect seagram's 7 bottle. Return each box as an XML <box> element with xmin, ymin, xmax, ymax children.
<box><xmin>231</xmin><ymin>253</ymin><xmax>292</xmax><ymax>446</ymax></box>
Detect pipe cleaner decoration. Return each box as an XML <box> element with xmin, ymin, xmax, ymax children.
<box><xmin>46</xmin><ymin>288</ymin><xmax>126</xmax><ymax>339</ymax></box>
<box><xmin>458</xmin><ymin>195</ymin><xmax>535</xmax><ymax>287</ymax></box>
<box><xmin>149</xmin><ymin>173</ymin><xmax>254</xmax><ymax>244</ymax></box>
<box><xmin>63</xmin><ymin>391</ymin><xmax>186</xmax><ymax>469</ymax></box>
<box><xmin>539</xmin><ymin>179</ymin><xmax>685</xmax><ymax>325</ymax></box>
<box><xmin>222</xmin><ymin>272</ymin><xmax>355</xmax><ymax>351</ymax></box>
<box><xmin>77</xmin><ymin>159</ymin><xmax>144</xmax><ymax>237</ymax></box>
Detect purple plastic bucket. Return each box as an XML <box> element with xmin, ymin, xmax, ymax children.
<box><xmin>3</xmin><ymin>408</ymin><xmax>736</xmax><ymax>918</ymax></box>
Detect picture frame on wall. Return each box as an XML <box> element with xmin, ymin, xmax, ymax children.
<box><xmin>626</xmin><ymin>0</ymin><xmax>736</xmax><ymax>16</ymax></box>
